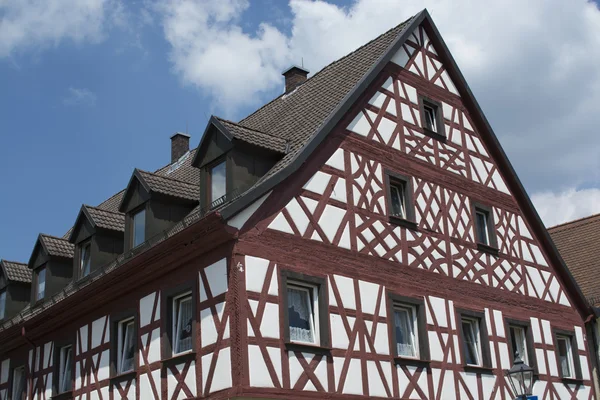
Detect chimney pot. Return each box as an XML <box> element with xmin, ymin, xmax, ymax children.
<box><xmin>170</xmin><ymin>132</ymin><xmax>190</xmax><ymax>162</ymax></box>
<box><xmin>282</xmin><ymin>66</ymin><xmax>309</xmax><ymax>94</ymax></box>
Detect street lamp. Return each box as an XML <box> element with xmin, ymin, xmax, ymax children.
<box><xmin>504</xmin><ymin>352</ymin><xmax>535</xmax><ymax>399</ymax></box>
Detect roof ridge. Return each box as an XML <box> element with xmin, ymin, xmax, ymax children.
<box><xmin>1</xmin><ymin>259</ymin><xmax>27</xmax><ymax>266</ymax></box>
<box><xmin>548</xmin><ymin>213</ymin><xmax>600</xmax><ymax>232</ymax></box>
<box><xmin>239</xmin><ymin>15</ymin><xmax>415</xmax><ymax>126</ymax></box>
<box><xmin>83</xmin><ymin>204</ymin><xmax>124</xmax><ymax>214</ymax></box>
<box><xmin>137</xmin><ymin>168</ymin><xmax>198</xmax><ymax>187</ymax></box>
<box><xmin>40</xmin><ymin>233</ymin><xmax>71</xmax><ymax>241</ymax></box>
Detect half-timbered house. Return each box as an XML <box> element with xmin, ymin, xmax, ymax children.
<box><xmin>0</xmin><ymin>9</ymin><xmax>597</xmax><ymax>400</ymax></box>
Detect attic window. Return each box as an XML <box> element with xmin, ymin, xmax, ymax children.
<box><xmin>419</xmin><ymin>96</ymin><xmax>445</xmax><ymax>140</ymax></box>
<box><xmin>210</xmin><ymin>160</ymin><xmax>226</xmax><ymax>204</ymax></box>
<box><xmin>424</xmin><ymin>105</ymin><xmax>437</xmax><ymax>131</ymax></box>
<box><xmin>0</xmin><ymin>290</ymin><xmax>5</xmax><ymax>320</ymax></box>
<box><xmin>80</xmin><ymin>240</ymin><xmax>91</xmax><ymax>278</ymax></box>
<box><xmin>36</xmin><ymin>267</ymin><xmax>46</xmax><ymax>301</ymax></box>
<box><xmin>132</xmin><ymin>208</ymin><xmax>146</xmax><ymax>248</ymax></box>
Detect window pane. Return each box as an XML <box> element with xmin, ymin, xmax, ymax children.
<box><xmin>12</xmin><ymin>366</ymin><xmax>24</xmax><ymax>400</ymax></box>
<box><xmin>288</xmin><ymin>286</ymin><xmax>316</xmax><ymax>344</ymax></box>
<box><xmin>80</xmin><ymin>242</ymin><xmax>91</xmax><ymax>277</ymax></box>
<box><xmin>462</xmin><ymin>320</ymin><xmax>480</xmax><ymax>365</ymax></box>
<box><xmin>120</xmin><ymin>321</ymin><xmax>135</xmax><ymax>373</ymax></box>
<box><xmin>424</xmin><ymin>106</ymin><xmax>437</xmax><ymax>131</ymax></box>
<box><xmin>390</xmin><ymin>183</ymin><xmax>406</xmax><ymax>218</ymax></box>
<box><xmin>394</xmin><ymin>307</ymin><xmax>417</xmax><ymax>357</ymax></box>
<box><xmin>0</xmin><ymin>291</ymin><xmax>6</xmax><ymax>320</ymax></box>
<box><xmin>37</xmin><ymin>268</ymin><xmax>46</xmax><ymax>300</ymax></box>
<box><xmin>174</xmin><ymin>296</ymin><xmax>193</xmax><ymax>354</ymax></box>
<box><xmin>211</xmin><ymin>161</ymin><xmax>227</xmax><ymax>203</ymax></box>
<box><xmin>60</xmin><ymin>346</ymin><xmax>72</xmax><ymax>393</ymax></box>
<box><xmin>510</xmin><ymin>326</ymin><xmax>528</xmax><ymax>364</ymax></box>
<box><xmin>133</xmin><ymin>209</ymin><xmax>146</xmax><ymax>247</ymax></box>
<box><xmin>557</xmin><ymin>337</ymin><xmax>572</xmax><ymax>377</ymax></box>
<box><xmin>476</xmin><ymin>211</ymin><xmax>489</xmax><ymax>245</ymax></box>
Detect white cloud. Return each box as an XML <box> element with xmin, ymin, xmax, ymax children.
<box><xmin>0</xmin><ymin>0</ymin><xmax>123</xmax><ymax>58</ymax></box>
<box><xmin>532</xmin><ymin>188</ymin><xmax>600</xmax><ymax>227</ymax></box>
<box><xmin>63</xmin><ymin>87</ymin><xmax>97</xmax><ymax>106</ymax></box>
<box><xmin>155</xmin><ymin>0</ymin><xmax>600</xmax><ymax>197</ymax></box>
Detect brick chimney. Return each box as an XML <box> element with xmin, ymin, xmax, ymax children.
<box><xmin>282</xmin><ymin>66</ymin><xmax>309</xmax><ymax>94</ymax></box>
<box><xmin>170</xmin><ymin>132</ymin><xmax>190</xmax><ymax>162</ymax></box>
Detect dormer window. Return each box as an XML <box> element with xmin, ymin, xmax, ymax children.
<box><xmin>79</xmin><ymin>240</ymin><xmax>91</xmax><ymax>278</ymax></box>
<box><xmin>0</xmin><ymin>290</ymin><xmax>5</xmax><ymax>319</ymax></box>
<box><xmin>132</xmin><ymin>208</ymin><xmax>146</xmax><ymax>248</ymax></box>
<box><xmin>36</xmin><ymin>267</ymin><xmax>46</xmax><ymax>301</ymax></box>
<box><xmin>210</xmin><ymin>160</ymin><xmax>226</xmax><ymax>204</ymax></box>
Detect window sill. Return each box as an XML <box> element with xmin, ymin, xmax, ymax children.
<box><xmin>393</xmin><ymin>356</ymin><xmax>431</xmax><ymax>367</ymax></box>
<box><xmin>561</xmin><ymin>377</ymin><xmax>584</xmax><ymax>385</ymax></box>
<box><xmin>50</xmin><ymin>391</ymin><xmax>73</xmax><ymax>400</ymax></box>
<box><xmin>389</xmin><ymin>216</ymin><xmax>418</xmax><ymax>231</ymax></box>
<box><xmin>463</xmin><ymin>365</ymin><xmax>494</xmax><ymax>374</ymax></box>
<box><xmin>285</xmin><ymin>342</ymin><xmax>331</xmax><ymax>355</ymax></box>
<box><xmin>422</xmin><ymin>128</ymin><xmax>447</xmax><ymax>143</ymax></box>
<box><xmin>162</xmin><ymin>351</ymin><xmax>196</xmax><ymax>367</ymax></box>
<box><xmin>476</xmin><ymin>243</ymin><xmax>499</xmax><ymax>257</ymax></box>
<box><xmin>110</xmin><ymin>370</ymin><xmax>136</xmax><ymax>384</ymax></box>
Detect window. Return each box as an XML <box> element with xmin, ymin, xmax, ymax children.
<box><xmin>557</xmin><ymin>335</ymin><xmax>575</xmax><ymax>378</ymax></box>
<box><xmin>36</xmin><ymin>267</ymin><xmax>46</xmax><ymax>301</ymax></box>
<box><xmin>210</xmin><ymin>160</ymin><xmax>227</xmax><ymax>204</ymax></box>
<box><xmin>132</xmin><ymin>208</ymin><xmax>146</xmax><ymax>248</ymax></box>
<box><xmin>394</xmin><ymin>304</ymin><xmax>418</xmax><ymax>358</ymax></box>
<box><xmin>58</xmin><ymin>345</ymin><xmax>72</xmax><ymax>393</ymax></box>
<box><xmin>172</xmin><ymin>293</ymin><xmax>193</xmax><ymax>354</ymax></box>
<box><xmin>0</xmin><ymin>290</ymin><xmax>6</xmax><ymax>320</ymax></box>
<box><xmin>80</xmin><ymin>241</ymin><xmax>91</xmax><ymax>278</ymax></box>
<box><xmin>281</xmin><ymin>271</ymin><xmax>329</xmax><ymax>349</ymax></box>
<box><xmin>472</xmin><ymin>203</ymin><xmax>497</xmax><ymax>250</ymax></box>
<box><xmin>11</xmin><ymin>366</ymin><xmax>25</xmax><ymax>400</ymax></box>
<box><xmin>385</xmin><ymin>171</ymin><xmax>415</xmax><ymax>227</ymax></box>
<box><xmin>419</xmin><ymin>96</ymin><xmax>444</xmax><ymax>139</ymax></box>
<box><xmin>462</xmin><ymin>317</ymin><xmax>482</xmax><ymax>366</ymax></box>
<box><xmin>509</xmin><ymin>325</ymin><xmax>529</xmax><ymax>364</ymax></box>
<box><xmin>117</xmin><ymin>318</ymin><xmax>135</xmax><ymax>373</ymax></box>
<box><xmin>287</xmin><ymin>283</ymin><xmax>319</xmax><ymax>344</ymax></box>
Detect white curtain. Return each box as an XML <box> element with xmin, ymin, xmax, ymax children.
<box><xmin>395</xmin><ymin>309</ymin><xmax>415</xmax><ymax>357</ymax></box>
<box><xmin>175</xmin><ymin>297</ymin><xmax>193</xmax><ymax>353</ymax></box>
<box><xmin>288</xmin><ymin>287</ymin><xmax>315</xmax><ymax>343</ymax></box>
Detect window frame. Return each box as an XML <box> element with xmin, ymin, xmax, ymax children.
<box><xmin>162</xmin><ymin>283</ymin><xmax>197</xmax><ymax>360</ymax></box>
<box><xmin>553</xmin><ymin>329</ymin><xmax>582</xmax><ymax>380</ymax></box>
<box><xmin>58</xmin><ymin>345</ymin><xmax>73</xmax><ymax>394</ymax></box>
<box><xmin>384</xmin><ymin>170</ymin><xmax>416</xmax><ymax>230</ymax></box>
<box><xmin>281</xmin><ymin>270</ymin><xmax>330</xmax><ymax>352</ymax></box>
<box><xmin>418</xmin><ymin>95</ymin><xmax>445</xmax><ymax>141</ymax></box>
<box><xmin>387</xmin><ymin>293</ymin><xmax>429</xmax><ymax>363</ymax></box>
<box><xmin>52</xmin><ymin>337</ymin><xmax>74</xmax><ymax>396</ymax></box>
<box><xmin>206</xmin><ymin>157</ymin><xmax>228</xmax><ymax>208</ymax></box>
<box><xmin>471</xmin><ymin>202</ymin><xmax>498</xmax><ymax>253</ymax></box>
<box><xmin>78</xmin><ymin>239</ymin><xmax>92</xmax><ymax>279</ymax></box>
<box><xmin>504</xmin><ymin>318</ymin><xmax>537</xmax><ymax>372</ymax></box>
<box><xmin>35</xmin><ymin>265</ymin><xmax>47</xmax><ymax>302</ymax></box>
<box><xmin>130</xmin><ymin>205</ymin><xmax>147</xmax><ymax>249</ymax></box>
<box><xmin>0</xmin><ymin>289</ymin><xmax>6</xmax><ymax>320</ymax></box>
<box><xmin>11</xmin><ymin>365</ymin><xmax>25</xmax><ymax>400</ymax></box>
<box><xmin>110</xmin><ymin>309</ymin><xmax>137</xmax><ymax>378</ymax></box>
<box><xmin>286</xmin><ymin>281</ymin><xmax>320</xmax><ymax>346</ymax></box>
<box><xmin>457</xmin><ymin>309</ymin><xmax>492</xmax><ymax>370</ymax></box>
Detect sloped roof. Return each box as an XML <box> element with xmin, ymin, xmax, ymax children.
<box><xmin>1</xmin><ymin>260</ymin><xmax>31</xmax><ymax>283</ymax></box>
<box><xmin>137</xmin><ymin>169</ymin><xmax>199</xmax><ymax>202</ymax></box>
<box><xmin>39</xmin><ymin>234</ymin><xmax>74</xmax><ymax>259</ymax></box>
<box><xmin>549</xmin><ymin>214</ymin><xmax>600</xmax><ymax>306</ymax></box>
<box><xmin>84</xmin><ymin>206</ymin><xmax>125</xmax><ymax>232</ymax></box>
<box><xmin>215</xmin><ymin>117</ymin><xmax>288</xmax><ymax>153</ymax></box>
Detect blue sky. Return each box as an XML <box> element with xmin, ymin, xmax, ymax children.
<box><xmin>2</xmin><ymin>0</ymin><xmax>600</xmax><ymax>262</ymax></box>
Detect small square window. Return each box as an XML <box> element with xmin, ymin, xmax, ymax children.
<box><xmin>509</xmin><ymin>325</ymin><xmax>529</xmax><ymax>365</ymax></box>
<box><xmin>80</xmin><ymin>241</ymin><xmax>91</xmax><ymax>278</ymax></box>
<box><xmin>393</xmin><ymin>304</ymin><xmax>419</xmax><ymax>358</ymax></box>
<box><xmin>287</xmin><ymin>282</ymin><xmax>320</xmax><ymax>345</ymax></box>
<box><xmin>461</xmin><ymin>317</ymin><xmax>483</xmax><ymax>366</ymax></box>
<box><xmin>36</xmin><ymin>267</ymin><xmax>46</xmax><ymax>301</ymax></box>
<box><xmin>132</xmin><ymin>208</ymin><xmax>146</xmax><ymax>248</ymax></box>
<box><xmin>172</xmin><ymin>293</ymin><xmax>193</xmax><ymax>355</ymax></box>
<box><xmin>12</xmin><ymin>365</ymin><xmax>25</xmax><ymax>400</ymax></box>
<box><xmin>118</xmin><ymin>318</ymin><xmax>136</xmax><ymax>373</ymax></box>
<box><xmin>58</xmin><ymin>345</ymin><xmax>72</xmax><ymax>393</ymax></box>
<box><xmin>557</xmin><ymin>335</ymin><xmax>575</xmax><ymax>378</ymax></box>
<box><xmin>0</xmin><ymin>290</ymin><xmax>6</xmax><ymax>320</ymax></box>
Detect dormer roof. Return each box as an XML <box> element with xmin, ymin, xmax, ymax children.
<box><xmin>28</xmin><ymin>234</ymin><xmax>75</xmax><ymax>267</ymax></box>
<box><xmin>68</xmin><ymin>205</ymin><xmax>125</xmax><ymax>243</ymax></box>
<box><xmin>0</xmin><ymin>260</ymin><xmax>31</xmax><ymax>283</ymax></box>
<box><xmin>118</xmin><ymin>169</ymin><xmax>200</xmax><ymax>213</ymax></box>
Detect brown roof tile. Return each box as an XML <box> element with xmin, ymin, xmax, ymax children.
<box><xmin>1</xmin><ymin>260</ymin><xmax>31</xmax><ymax>283</ymax></box>
<box><xmin>137</xmin><ymin>170</ymin><xmax>199</xmax><ymax>202</ymax></box>
<box><xmin>39</xmin><ymin>234</ymin><xmax>74</xmax><ymax>259</ymax></box>
<box><xmin>216</xmin><ymin>118</ymin><xmax>287</xmax><ymax>153</ymax></box>
<box><xmin>84</xmin><ymin>206</ymin><xmax>125</xmax><ymax>232</ymax></box>
<box><xmin>548</xmin><ymin>214</ymin><xmax>600</xmax><ymax>306</ymax></box>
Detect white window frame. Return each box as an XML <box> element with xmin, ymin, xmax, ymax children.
<box><xmin>36</xmin><ymin>267</ymin><xmax>46</xmax><ymax>300</ymax></box>
<box><xmin>0</xmin><ymin>290</ymin><xmax>6</xmax><ymax>320</ymax></box>
<box><xmin>172</xmin><ymin>292</ymin><xmax>193</xmax><ymax>355</ymax></box>
<box><xmin>117</xmin><ymin>318</ymin><xmax>135</xmax><ymax>374</ymax></box>
<box><xmin>475</xmin><ymin>209</ymin><xmax>490</xmax><ymax>245</ymax></box>
<box><xmin>389</xmin><ymin>181</ymin><xmax>406</xmax><ymax>219</ymax></box>
<box><xmin>557</xmin><ymin>335</ymin><xmax>575</xmax><ymax>378</ymax></box>
<box><xmin>393</xmin><ymin>303</ymin><xmax>419</xmax><ymax>359</ymax></box>
<box><xmin>423</xmin><ymin>104</ymin><xmax>437</xmax><ymax>132</ymax></box>
<box><xmin>509</xmin><ymin>325</ymin><xmax>529</xmax><ymax>365</ymax></box>
<box><xmin>287</xmin><ymin>281</ymin><xmax>320</xmax><ymax>346</ymax></box>
<box><xmin>59</xmin><ymin>345</ymin><xmax>72</xmax><ymax>393</ymax></box>
<box><xmin>11</xmin><ymin>365</ymin><xmax>25</xmax><ymax>400</ymax></box>
<box><xmin>461</xmin><ymin>317</ymin><xmax>483</xmax><ymax>366</ymax></box>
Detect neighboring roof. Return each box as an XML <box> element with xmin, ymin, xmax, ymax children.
<box><xmin>1</xmin><ymin>260</ymin><xmax>31</xmax><ymax>283</ymax></box>
<box><xmin>549</xmin><ymin>214</ymin><xmax>600</xmax><ymax>306</ymax></box>
<box><xmin>39</xmin><ymin>234</ymin><xmax>75</xmax><ymax>260</ymax></box>
<box><xmin>215</xmin><ymin>117</ymin><xmax>288</xmax><ymax>154</ymax></box>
